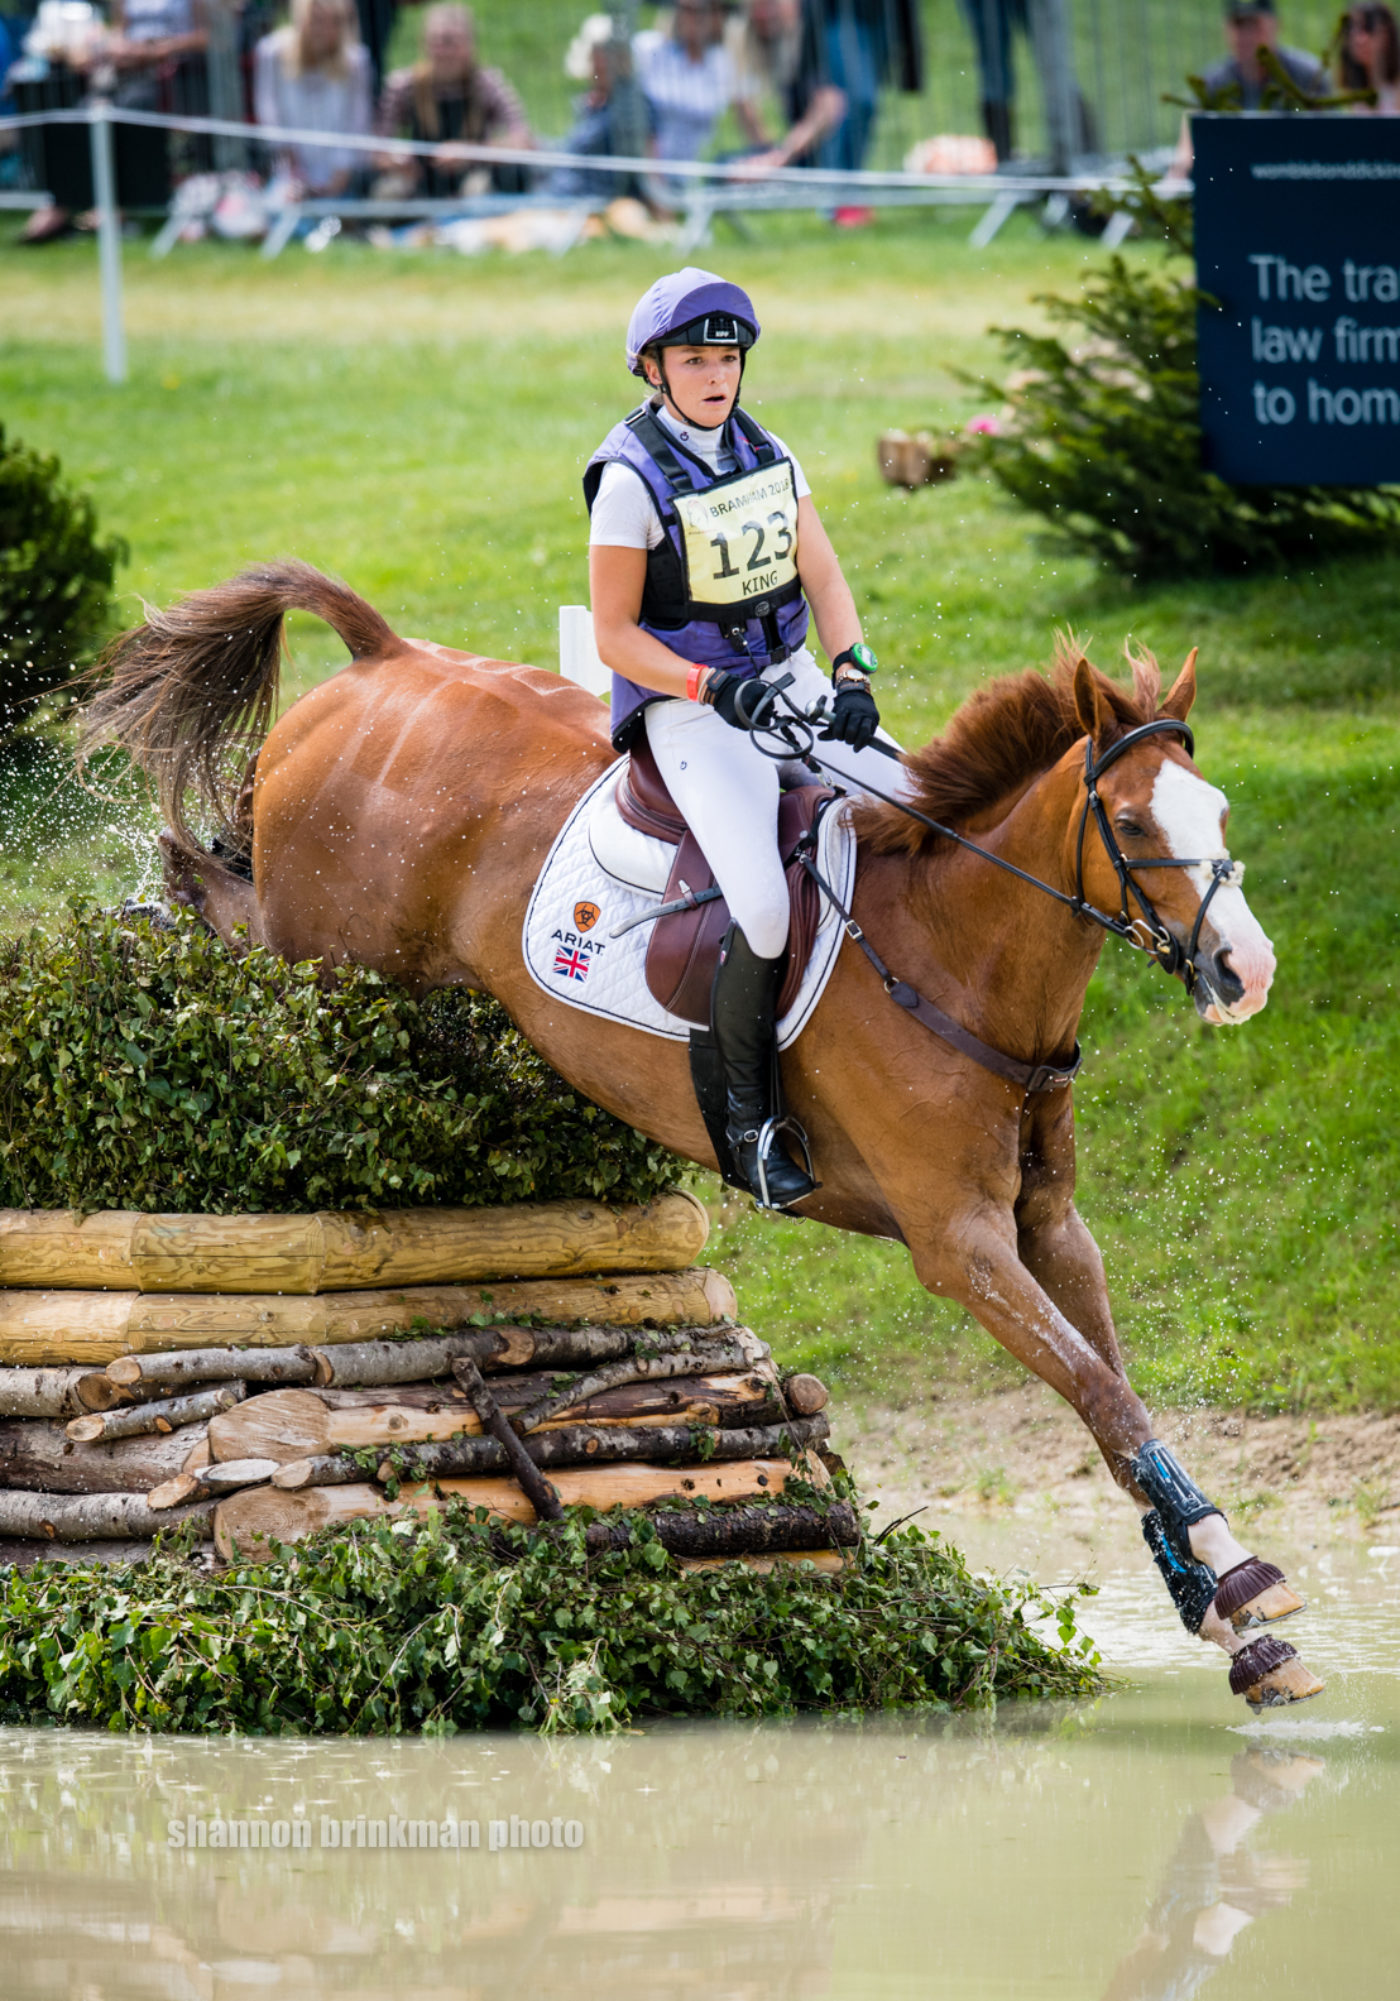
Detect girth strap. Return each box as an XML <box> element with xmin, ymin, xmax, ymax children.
<box><xmin>799</xmin><ymin>848</ymin><xmax>1081</xmax><ymax>1097</ymax></box>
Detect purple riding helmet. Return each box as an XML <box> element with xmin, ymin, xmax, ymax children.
<box><xmin>624</xmin><ymin>267</ymin><xmax>760</xmax><ymax>377</ymax></box>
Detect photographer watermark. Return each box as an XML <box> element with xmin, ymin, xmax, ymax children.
<box><xmin>168</xmin><ymin>1811</ymin><xmax>584</xmax><ymax>1852</ymax></box>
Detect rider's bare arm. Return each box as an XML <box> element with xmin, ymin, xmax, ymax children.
<box><xmin>589</xmin><ymin>544</ymin><xmax>696</xmax><ymax>699</ymax></box>
<box><xmin>794</xmin><ymin>498</ymin><xmax>864</xmax><ymax>665</ymax></box>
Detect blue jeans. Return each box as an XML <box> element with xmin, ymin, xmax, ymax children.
<box><xmin>815</xmin><ymin>12</ymin><xmax>880</xmax><ymax>175</ymax></box>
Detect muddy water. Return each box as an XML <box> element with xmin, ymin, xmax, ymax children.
<box><xmin>1</xmin><ymin>1542</ymin><xmax>1397</xmax><ymax>2001</ymax></box>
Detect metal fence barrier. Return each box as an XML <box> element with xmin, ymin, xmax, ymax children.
<box><xmin>0</xmin><ymin>95</ymin><xmax>1189</xmax><ymax>385</ymax></box>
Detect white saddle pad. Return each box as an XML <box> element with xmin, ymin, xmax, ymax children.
<box><xmin>522</xmin><ymin>760</ymin><xmax>856</xmax><ymax>1048</ymax></box>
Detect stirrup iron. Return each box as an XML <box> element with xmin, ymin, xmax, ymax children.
<box><xmin>750</xmin><ymin>1113</ymin><xmax>816</xmax><ymax>1211</ymax></box>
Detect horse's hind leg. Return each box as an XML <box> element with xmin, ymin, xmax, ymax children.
<box><xmin>909</xmin><ymin>1212</ymin><xmax>1323</xmax><ymax>1707</ymax></box>
<box><xmin>158</xmin><ymin>831</ymin><xmax>264</xmax><ymax>953</ymax></box>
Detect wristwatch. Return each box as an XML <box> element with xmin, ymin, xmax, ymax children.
<box><xmin>831</xmin><ymin>642</ymin><xmax>878</xmax><ymax>685</ymax></box>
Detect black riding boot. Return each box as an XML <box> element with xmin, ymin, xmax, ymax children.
<box><xmin>710</xmin><ymin>927</ymin><xmax>818</xmax><ymax>1211</ymax></box>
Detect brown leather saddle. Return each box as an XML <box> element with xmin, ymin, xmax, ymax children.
<box><xmin>618</xmin><ymin>739</ymin><xmax>835</xmax><ymax>1027</ymax></box>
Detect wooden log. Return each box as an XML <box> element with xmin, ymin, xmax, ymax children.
<box><xmin>782</xmin><ymin>1373</ymin><xmax>830</xmax><ymax>1417</ymax></box>
<box><xmin>310</xmin><ymin>1328</ymin><xmax>516</xmax><ymax>1389</ymax></box>
<box><xmin>214</xmin><ymin>1459</ymin><xmax>793</xmax><ymax>1560</ymax></box>
<box><xmin>0</xmin><ymin>1419</ymin><xmax>209</xmax><ymax>1495</ymax></box>
<box><xmin>65</xmin><ymin>1383</ymin><xmax>246</xmax><ymax>1445</ymax></box>
<box><xmin>107</xmin><ymin>1346</ymin><xmax>321</xmax><ymax>1390</ymax></box>
<box><xmin>452</xmin><ymin>1358</ymin><xmax>564</xmax><ymax>1521</ymax></box>
<box><xmin>271</xmin><ymin>1455</ymin><xmax>366</xmax><ymax>1491</ymax></box>
<box><xmin>584</xmin><ymin>1499</ymin><xmax>861</xmax><ymax>1559</ymax></box>
<box><xmin>0</xmin><ymin>1366</ymin><xmax>97</xmax><ymax>1419</ymax></box>
<box><xmin>204</xmin><ymin>1370</ymin><xmax>778</xmax><ymax>1466</ymax></box>
<box><xmin>380</xmin><ymin>1414</ymin><xmax>831</xmax><ymax>1486</ymax></box>
<box><xmin>0</xmin><ymin>1268</ymin><xmax>735</xmax><ymax>1366</ymax></box>
<box><xmin>0</xmin><ymin>1488</ymin><xmax>216</xmax><ymax>1540</ymax></box>
<box><xmin>73</xmin><ymin>1372</ymin><xmax>167</xmax><ymax>1413</ymax></box>
<box><xmin>0</xmin><ymin>1537</ymin><xmax>211</xmax><ymax>1570</ymax></box>
<box><xmin>147</xmin><ymin>1457</ymin><xmax>278</xmax><ymax>1511</ymax></box>
<box><xmin>509</xmin><ymin>1342</ymin><xmax>750</xmax><ymax>1434</ymax></box>
<box><xmin>0</xmin><ymin>1192</ymin><xmax>707</xmax><ymax>1294</ymax></box>
<box><xmin>678</xmin><ymin>1550</ymin><xmax>848</xmax><ymax>1575</ymax></box>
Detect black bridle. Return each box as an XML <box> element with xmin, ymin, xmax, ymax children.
<box><xmin>1072</xmin><ymin>718</ymin><xmax>1242</xmax><ymax>997</ymax></box>
<box><xmin>748</xmin><ymin>684</ymin><xmax>1242</xmax><ymax>1058</ymax></box>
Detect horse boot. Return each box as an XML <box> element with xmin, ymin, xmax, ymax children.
<box><xmin>710</xmin><ymin>927</ymin><xmax>818</xmax><ymax>1211</ymax></box>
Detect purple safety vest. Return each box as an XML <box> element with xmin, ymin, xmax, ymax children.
<box><xmin>583</xmin><ymin>402</ymin><xmax>810</xmax><ymax>749</ymax></box>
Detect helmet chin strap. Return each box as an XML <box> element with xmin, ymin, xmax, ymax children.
<box><xmin>649</xmin><ymin>349</ymin><xmax>745</xmax><ymax>428</ymax></box>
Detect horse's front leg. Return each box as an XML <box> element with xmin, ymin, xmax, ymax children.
<box><xmin>907</xmin><ymin>1204</ymin><xmax>1323</xmax><ymax>1707</ymax></box>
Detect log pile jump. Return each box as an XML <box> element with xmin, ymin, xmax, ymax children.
<box><xmin>0</xmin><ymin>1191</ymin><xmax>853</xmax><ymax>1573</ymax></box>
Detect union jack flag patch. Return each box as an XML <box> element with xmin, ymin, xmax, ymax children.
<box><xmin>553</xmin><ymin>948</ymin><xmax>590</xmax><ymax>982</ymax></box>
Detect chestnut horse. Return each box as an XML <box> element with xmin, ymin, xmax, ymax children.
<box><xmin>82</xmin><ymin>563</ymin><xmax>1320</xmax><ymax>1705</ymax></box>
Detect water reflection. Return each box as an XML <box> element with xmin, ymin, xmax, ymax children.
<box><xmin>0</xmin><ymin>1607</ymin><xmax>1392</xmax><ymax>1999</ymax></box>
<box><xmin>1101</xmin><ymin>1748</ymin><xmax>1324</xmax><ymax>2001</ymax></box>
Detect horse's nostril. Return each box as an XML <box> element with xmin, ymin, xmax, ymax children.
<box><xmin>1212</xmin><ymin>950</ymin><xmax>1246</xmax><ymax>1003</ymax></box>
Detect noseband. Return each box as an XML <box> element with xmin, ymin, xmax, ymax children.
<box><xmin>1072</xmin><ymin>718</ymin><xmax>1242</xmax><ymax>996</ymax></box>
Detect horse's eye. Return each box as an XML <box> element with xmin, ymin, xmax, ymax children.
<box><xmin>1116</xmin><ymin>817</ymin><xmax>1146</xmax><ymax>838</ymax></box>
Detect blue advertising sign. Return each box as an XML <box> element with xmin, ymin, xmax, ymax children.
<box><xmin>1193</xmin><ymin>113</ymin><xmax>1400</xmax><ymax>486</ymax></box>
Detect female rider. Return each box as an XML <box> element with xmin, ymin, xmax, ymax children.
<box><xmin>586</xmin><ymin>268</ymin><xmax>908</xmax><ymax>1210</ymax></box>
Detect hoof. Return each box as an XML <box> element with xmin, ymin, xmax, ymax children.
<box><xmin>1229</xmin><ymin>1635</ymin><xmax>1325</xmax><ymax>1710</ymax></box>
<box><xmin>1214</xmin><ymin>1556</ymin><xmax>1305</xmax><ymax>1632</ymax></box>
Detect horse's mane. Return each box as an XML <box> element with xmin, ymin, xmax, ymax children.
<box><xmin>856</xmin><ymin>635</ymin><xmax>1164</xmax><ymax>857</ymax></box>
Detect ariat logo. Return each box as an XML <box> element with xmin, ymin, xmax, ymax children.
<box><xmin>574</xmin><ymin>901</ymin><xmax>601</xmax><ymax>933</ymax></box>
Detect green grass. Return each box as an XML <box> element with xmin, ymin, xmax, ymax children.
<box><xmin>1</xmin><ymin>207</ymin><xmax>1396</xmax><ymax>1415</ymax></box>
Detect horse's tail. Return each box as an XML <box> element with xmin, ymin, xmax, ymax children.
<box><xmin>79</xmin><ymin>559</ymin><xmax>398</xmax><ymax>851</ymax></box>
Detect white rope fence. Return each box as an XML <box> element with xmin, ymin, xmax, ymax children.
<box><xmin>0</xmin><ymin>99</ymin><xmax>1187</xmax><ymax>384</ymax></box>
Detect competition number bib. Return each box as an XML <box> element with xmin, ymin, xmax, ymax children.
<box><xmin>672</xmin><ymin>459</ymin><xmax>800</xmax><ymax>611</ymax></box>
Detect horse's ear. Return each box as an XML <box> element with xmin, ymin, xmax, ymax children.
<box><xmin>1160</xmin><ymin>647</ymin><xmax>1198</xmax><ymax>723</ymax></box>
<box><xmin>1072</xmin><ymin>654</ymin><xmax>1110</xmax><ymax>740</ymax></box>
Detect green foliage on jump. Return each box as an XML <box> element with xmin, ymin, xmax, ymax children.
<box><xmin>0</xmin><ymin>424</ymin><xmax>127</xmax><ymax>746</ymax></box>
<box><xmin>0</xmin><ymin>1505</ymin><xmax>1102</xmax><ymax>1733</ymax></box>
<box><xmin>0</xmin><ymin>905</ymin><xmax>678</xmax><ymax>1214</ymax></box>
<box><xmin>969</xmin><ymin>176</ymin><xmax>1400</xmax><ymax>579</ymax></box>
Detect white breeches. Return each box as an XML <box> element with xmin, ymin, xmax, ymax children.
<box><xmin>642</xmin><ymin>647</ymin><xmax>914</xmax><ymax>960</ymax></box>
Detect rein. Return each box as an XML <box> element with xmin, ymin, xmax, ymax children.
<box><xmin>754</xmin><ymin>685</ymin><xmax>1241</xmax><ymax>1096</ymax></box>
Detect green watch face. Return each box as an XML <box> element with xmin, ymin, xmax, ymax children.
<box><xmin>851</xmin><ymin>642</ymin><xmax>878</xmax><ymax>674</ymax></box>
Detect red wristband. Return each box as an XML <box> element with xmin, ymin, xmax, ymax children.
<box><xmin>686</xmin><ymin>663</ymin><xmax>709</xmax><ymax>704</ymax></box>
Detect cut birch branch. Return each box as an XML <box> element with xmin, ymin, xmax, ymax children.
<box><xmin>310</xmin><ymin>1328</ymin><xmax>516</xmax><ymax>1389</ymax></box>
<box><xmin>271</xmin><ymin>1455</ymin><xmax>368</xmax><ymax>1491</ymax></box>
<box><xmin>584</xmin><ymin>1499</ymin><xmax>861</xmax><ymax>1558</ymax></box>
<box><xmin>204</xmin><ymin>1371</ymin><xmax>777</xmax><ymax>1466</ymax></box>
<box><xmin>65</xmin><ymin>1382</ymin><xmax>246</xmax><ymax>1445</ymax></box>
<box><xmin>509</xmin><ymin>1340</ymin><xmax>751</xmax><ymax>1434</ymax></box>
<box><xmin>148</xmin><ymin>1457</ymin><xmax>280</xmax><ymax>1512</ymax></box>
<box><xmin>0</xmin><ymin>1366</ymin><xmax>97</xmax><ymax>1419</ymax></box>
<box><xmin>0</xmin><ymin>1536</ymin><xmax>207</xmax><ymax>1570</ymax></box>
<box><xmin>380</xmin><ymin>1413</ymin><xmax>830</xmax><ymax>1486</ymax></box>
<box><xmin>0</xmin><ymin>1268</ymin><xmax>735</xmax><ymax>1366</ymax></box>
<box><xmin>0</xmin><ymin>1487</ymin><xmax>216</xmax><ymax>1540</ymax></box>
<box><xmin>0</xmin><ymin>1419</ymin><xmax>209</xmax><ymax>1495</ymax></box>
<box><xmin>214</xmin><ymin>1458</ymin><xmax>794</xmax><ymax>1559</ymax></box>
<box><xmin>451</xmin><ymin>1359</ymin><xmax>564</xmax><ymax>1522</ymax></box>
<box><xmin>106</xmin><ymin>1345</ymin><xmax>321</xmax><ymax>1390</ymax></box>
<box><xmin>0</xmin><ymin>1192</ymin><xmax>707</xmax><ymax>1294</ymax></box>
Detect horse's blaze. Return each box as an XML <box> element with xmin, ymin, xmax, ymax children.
<box><xmin>1149</xmin><ymin>762</ymin><xmax>1277</xmax><ymax>1024</ymax></box>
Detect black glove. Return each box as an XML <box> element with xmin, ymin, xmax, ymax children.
<box><xmin>705</xmin><ymin>670</ymin><xmax>782</xmax><ymax>733</ymax></box>
<box><xmin>821</xmin><ymin>681</ymin><xmax>881</xmax><ymax>752</ymax></box>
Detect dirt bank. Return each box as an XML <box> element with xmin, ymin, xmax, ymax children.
<box><xmin>839</xmin><ymin>1382</ymin><xmax>1400</xmax><ymax>1569</ymax></box>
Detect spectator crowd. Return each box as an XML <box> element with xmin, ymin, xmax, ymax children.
<box><xmin>2</xmin><ymin>1</ymin><xmax>1398</xmax><ymax>244</ymax></box>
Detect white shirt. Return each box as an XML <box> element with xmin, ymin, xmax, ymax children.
<box><xmin>253</xmin><ymin>34</ymin><xmax>373</xmax><ymax>191</ymax></box>
<box><xmin>590</xmin><ymin>401</ymin><xmax>811</xmax><ymax>550</ymax></box>
<box><xmin>634</xmin><ymin>29</ymin><xmax>736</xmax><ymax>162</ymax></box>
